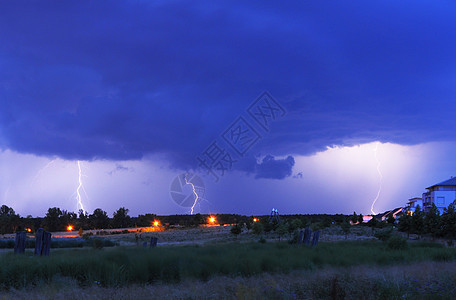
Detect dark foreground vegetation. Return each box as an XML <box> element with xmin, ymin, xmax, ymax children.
<box><xmin>0</xmin><ymin>237</ymin><xmax>115</xmax><ymax>249</ymax></box>
<box><xmin>1</xmin><ymin>240</ymin><xmax>455</xmax><ymax>290</ymax></box>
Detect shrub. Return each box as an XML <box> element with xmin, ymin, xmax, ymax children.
<box><xmin>374</xmin><ymin>228</ymin><xmax>392</xmax><ymax>242</ymax></box>
<box><xmin>252</xmin><ymin>222</ymin><xmax>264</xmax><ymax>235</ymax></box>
<box><xmin>387</xmin><ymin>235</ymin><xmax>408</xmax><ymax>250</ymax></box>
<box><xmin>230</xmin><ymin>224</ymin><xmax>242</xmax><ymax>236</ymax></box>
<box><xmin>92</xmin><ymin>238</ymin><xmax>104</xmax><ymax>249</ymax></box>
<box><xmin>82</xmin><ymin>232</ymin><xmax>93</xmax><ymax>240</ymax></box>
<box><xmin>288</xmin><ymin>230</ymin><xmax>300</xmax><ymax>244</ymax></box>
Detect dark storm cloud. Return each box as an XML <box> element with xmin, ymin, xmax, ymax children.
<box><xmin>0</xmin><ymin>1</ymin><xmax>455</xmax><ymax>171</ymax></box>
<box><xmin>254</xmin><ymin>155</ymin><xmax>295</xmax><ymax>180</ymax></box>
<box><xmin>108</xmin><ymin>164</ymin><xmax>132</xmax><ymax>176</ymax></box>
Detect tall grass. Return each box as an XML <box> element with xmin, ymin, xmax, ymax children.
<box><xmin>0</xmin><ymin>240</ymin><xmax>455</xmax><ymax>289</ymax></box>
<box><xmin>0</xmin><ymin>238</ymin><xmax>115</xmax><ymax>249</ymax></box>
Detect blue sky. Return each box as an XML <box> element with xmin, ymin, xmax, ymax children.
<box><xmin>0</xmin><ymin>1</ymin><xmax>455</xmax><ymax>217</ymax></box>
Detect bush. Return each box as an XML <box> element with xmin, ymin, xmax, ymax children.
<box><xmin>374</xmin><ymin>228</ymin><xmax>392</xmax><ymax>242</ymax></box>
<box><xmin>230</xmin><ymin>224</ymin><xmax>242</xmax><ymax>236</ymax></box>
<box><xmin>288</xmin><ymin>230</ymin><xmax>300</xmax><ymax>244</ymax></box>
<box><xmin>92</xmin><ymin>238</ymin><xmax>104</xmax><ymax>249</ymax></box>
<box><xmin>387</xmin><ymin>235</ymin><xmax>408</xmax><ymax>250</ymax></box>
<box><xmin>252</xmin><ymin>222</ymin><xmax>264</xmax><ymax>235</ymax></box>
<box><xmin>82</xmin><ymin>232</ymin><xmax>93</xmax><ymax>240</ymax></box>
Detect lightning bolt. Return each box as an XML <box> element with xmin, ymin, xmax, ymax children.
<box><xmin>185</xmin><ymin>173</ymin><xmax>199</xmax><ymax>215</ymax></box>
<box><xmin>76</xmin><ymin>160</ymin><xmax>87</xmax><ymax>212</ymax></box>
<box><xmin>370</xmin><ymin>142</ymin><xmax>383</xmax><ymax>215</ymax></box>
<box><xmin>31</xmin><ymin>159</ymin><xmax>56</xmax><ymax>185</ymax></box>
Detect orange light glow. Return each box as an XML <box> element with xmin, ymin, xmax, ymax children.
<box><xmin>208</xmin><ymin>216</ymin><xmax>216</xmax><ymax>224</ymax></box>
<box><xmin>67</xmin><ymin>225</ymin><xmax>73</xmax><ymax>231</ymax></box>
<box><xmin>253</xmin><ymin>218</ymin><xmax>258</xmax><ymax>222</ymax></box>
<box><xmin>25</xmin><ymin>228</ymin><xmax>32</xmax><ymax>232</ymax></box>
<box><xmin>153</xmin><ymin>220</ymin><xmax>160</xmax><ymax>227</ymax></box>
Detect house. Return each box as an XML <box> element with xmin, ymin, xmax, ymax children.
<box><xmin>404</xmin><ymin>197</ymin><xmax>424</xmax><ymax>215</ymax></box>
<box><xmin>374</xmin><ymin>210</ymin><xmax>391</xmax><ymax>222</ymax></box>
<box><xmin>382</xmin><ymin>207</ymin><xmax>403</xmax><ymax>221</ymax></box>
<box><xmin>422</xmin><ymin>177</ymin><xmax>456</xmax><ymax>214</ymax></box>
<box><xmin>362</xmin><ymin>215</ymin><xmax>373</xmax><ymax>223</ymax></box>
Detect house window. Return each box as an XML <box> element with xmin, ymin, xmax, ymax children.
<box><xmin>437</xmin><ymin>197</ymin><xmax>445</xmax><ymax>206</ymax></box>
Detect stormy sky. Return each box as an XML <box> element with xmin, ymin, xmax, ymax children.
<box><xmin>1</xmin><ymin>1</ymin><xmax>455</xmax><ymax>217</ymax></box>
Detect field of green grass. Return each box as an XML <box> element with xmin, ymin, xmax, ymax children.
<box><xmin>1</xmin><ymin>240</ymin><xmax>455</xmax><ymax>292</ymax></box>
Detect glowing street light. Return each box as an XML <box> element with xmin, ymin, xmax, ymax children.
<box><xmin>253</xmin><ymin>218</ymin><xmax>258</xmax><ymax>223</ymax></box>
<box><xmin>153</xmin><ymin>220</ymin><xmax>160</xmax><ymax>227</ymax></box>
<box><xmin>67</xmin><ymin>225</ymin><xmax>73</xmax><ymax>231</ymax></box>
<box><xmin>208</xmin><ymin>216</ymin><xmax>216</xmax><ymax>224</ymax></box>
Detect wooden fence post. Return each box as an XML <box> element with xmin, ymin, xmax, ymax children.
<box><xmin>34</xmin><ymin>228</ymin><xmax>52</xmax><ymax>256</ymax></box>
<box><xmin>14</xmin><ymin>231</ymin><xmax>26</xmax><ymax>254</ymax></box>
<box><xmin>43</xmin><ymin>231</ymin><xmax>51</xmax><ymax>256</ymax></box>
<box><xmin>311</xmin><ymin>230</ymin><xmax>320</xmax><ymax>247</ymax></box>
<box><xmin>303</xmin><ymin>227</ymin><xmax>312</xmax><ymax>245</ymax></box>
<box><xmin>34</xmin><ymin>228</ymin><xmax>43</xmax><ymax>256</ymax></box>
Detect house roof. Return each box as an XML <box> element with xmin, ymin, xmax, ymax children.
<box><xmin>427</xmin><ymin>177</ymin><xmax>456</xmax><ymax>189</ymax></box>
<box><xmin>408</xmin><ymin>197</ymin><xmax>422</xmax><ymax>201</ymax></box>
<box><xmin>374</xmin><ymin>210</ymin><xmax>391</xmax><ymax>220</ymax></box>
<box><xmin>383</xmin><ymin>207</ymin><xmax>403</xmax><ymax>219</ymax></box>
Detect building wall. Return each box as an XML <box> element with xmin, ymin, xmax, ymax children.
<box><xmin>407</xmin><ymin>198</ymin><xmax>424</xmax><ymax>214</ymax></box>
<box><xmin>431</xmin><ymin>190</ymin><xmax>456</xmax><ymax>214</ymax></box>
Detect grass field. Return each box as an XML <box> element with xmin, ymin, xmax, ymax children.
<box><xmin>1</xmin><ymin>225</ymin><xmax>455</xmax><ymax>299</ymax></box>
<box><xmin>3</xmin><ymin>261</ymin><xmax>456</xmax><ymax>299</ymax></box>
<box><xmin>1</xmin><ymin>240</ymin><xmax>455</xmax><ymax>289</ymax></box>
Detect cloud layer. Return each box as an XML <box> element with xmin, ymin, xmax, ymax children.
<box><xmin>0</xmin><ymin>0</ymin><xmax>455</xmax><ymax>173</ymax></box>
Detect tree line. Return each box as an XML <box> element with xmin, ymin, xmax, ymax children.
<box><xmin>397</xmin><ymin>202</ymin><xmax>456</xmax><ymax>241</ymax></box>
<box><xmin>0</xmin><ymin>206</ymin><xmax>152</xmax><ymax>233</ymax></box>
<box><xmin>0</xmin><ymin>206</ymin><xmax>354</xmax><ymax>234</ymax></box>
<box><xmin>2</xmin><ymin>202</ymin><xmax>455</xmax><ymax>238</ymax></box>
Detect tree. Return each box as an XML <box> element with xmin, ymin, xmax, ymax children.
<box><xmin>440</xmin><ymin>200</ymin><xmax>456</xmax><ymax>240</ymax></box>
<box><xmin>411</xmin><ymin>205</ymin><xmax>425</xmax><ymax>237</ymax></box>
<box><xmin>288</xmin><ymin>219</ymin><xmax>303</xmax><ymax>235</ymax></box>
<box><xmin>341</xmin><ymin>221</ymin><xmax>351</xmax><ymax>239</ymax></box>
<box><xmin>0</xmin><ymin>205</ymin><xmax>15</xmax><ymax>216</ymax></box>
<box><xmin>261</xmin><ymin>218</ymin><xmax>273</xmax><ymax>233</ymax></box>
<box><xmin>136</xmin><ymin>213</ymin><xmax>157</xmax><ymax>227</ymax></box>
<box><xmin>60</xmin><ymin>210</ymin><xmax>77</xmax><ymax>230</ymax></box>
<box><xmin>77</xmin><ymin>209</ymin><xmax>89</xmax><ymax>229</ymax></box>
<box><xmin>0</xmin><ymin>205</ymin><xmax>19</xmax><ymax>234</ymax></box>
<box><xmin>230</xmin><ymin>224</ymin><xmax>242</xmax><ymax>237</ymax></box>
<box><xmin>190</xmin><ymin>213</ymin><xmax>204</xmax><ymax>227</ymax></box>
<box><xmin>89</xmin><ymin>208</ymin><xmax>109</xmax><ymax>229</ymax></box>
<box><xmin>358</xmin><ymin>214</ymin><xmax>364</xmax><ymax>225</ymax></box>
<box><xmin>112</xmin><ymin>207</ymin><xmax>131</xmax><ymax>228</ymax></box>
<box><xmin>398</xmin><ymin>212</ymin><xmax>412</xmax><ymax>238</ymax></box>
<box><xmin>245</xmin><ymin>219</ymin><xmax>253</xmax><ymax>232</ymax></box>
<box><xmin>42</xmin><ymin>207</ymin><xmax>63</xmax><ymax>232</ymax></box>
<box><xmin>367</xmin><ymin>217</ymin><xmax>378</xmax><ymax>231</ymax></box>
<box><xmin>277</xmin><ymin>222</ymin><xmax>288</xmax><ymax>241</ymax></box>
<box><xmin>252</xmin><ymin>221</ymin><xmax>264</xmax><ymax>235</ymax></box>
<box><xmin>387</xmin><ymin>214</ymin><xmax>396</xmax><ymax>225</ymax></box>
<box><xmin>350</xmin><ymin>212</ymin><xmax>358</xmax><ymax>224</ymax></box>
<box><xmin>424</xmin><ymin>204</ymin><xmax>440</xmax><ymax>239</ymax></box>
